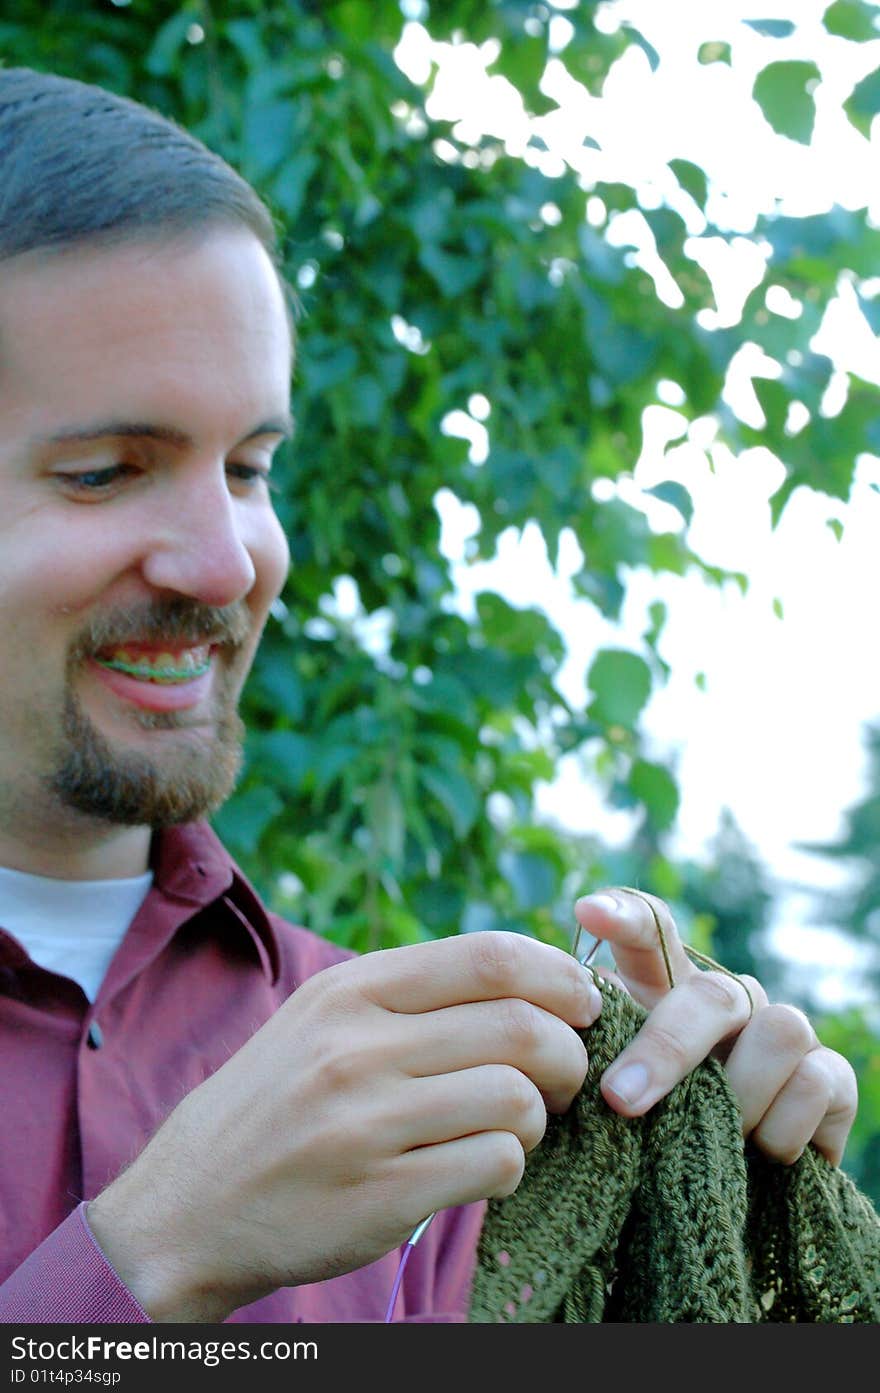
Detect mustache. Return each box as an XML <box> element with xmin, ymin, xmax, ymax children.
<box><xmin>68</xmin><ymin>599</ymin><xmax>252</xmax><ymax>660</ymax></box>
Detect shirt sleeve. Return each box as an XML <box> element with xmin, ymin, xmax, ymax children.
<box><xmin>0</xmin><ymin>1203</ymin><xmax>150</xmax><ymax>1324</ymax></box>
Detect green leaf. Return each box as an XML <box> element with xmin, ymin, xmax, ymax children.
<box><xmin>823</xmin><ymin>1</ymin><xmax>879</xmax><ymax>42</ymax></box>
<box><xmin>144</xmin><ymin>10</ymin><xmax>194</xmax><ymax>78</ymax></box>
<box><xmin>312</xmin><ymin>741</ymin><xmax>360</xmax><ymax>798</ymax></box>
<box><xmin>273</xmin><ymin>152</ymin><xmax>318</xmax><ymax>221</ymax></box>
<box><xmin>364</xmin><ymin>782</ymin><xmax>406</xmax><ymax>865</ymax></box>
<box><xmin>744</xmin><ymin>19</ymin><xmax>797</xmax><ymax>37</ymax></box>
<box><xmin>249</xmin><ymin>731</ymin><xmax>312</xmax><ymax>792</ymax></box>
<box><xmin>753</xmin><ymin>61</ymin><xmax>821</xmax><ymax>142</ymax></box>
<box><xmin>623</xmin><ymin>25</ymin><xmax>660</xmax><ymax>71</ymax></box>
<box><xmin>698</xmin><ymin>41</ymin><xmax>732</xmax><ymax>64</ymax></box>
<box><xmin>301</xmin><ymin>343</ymin><xmax>359</xmax><ymax>394</ymax></box>
<box><xmin>411</xmin><ymin>880</ymin><xmax>465</xmax><ymax>932</ymax></box>
<box><xmin>419</xmin><ymin>245</ymin><xmax>484</xmax><ymax>297</ymax></box>
<box><xmin>499</xmin><ymin>850</ymin><xmax>559</xmax><ymax>910</ymax></box>
<box><xmin>762</xmin><ymin>206</ymin><xmax>880</xmax><ymax>275</ymax></box>
<box><xmin>629</xmin><ymin>759</ymin><xmax>679</xmax><ymax>831</ymax></box>
<box><xmin>418</xmin><ymin>763</ymin><xmax>480</xmax><ymax>839</ymax></box>
<box><xmin>325</xmin><ymin>0</ymin><xmax>378</xmax><ymax>42</ymax></box>
<box><xmin>643</xmin><ymin>481</ymin><xmax>694</xmax><ymax>528</ymax></box>
<box><xmin>669</xmin><ymin>158</ymin><xmax>709</xmax><ymax>210</ymax></box>
<box><xmin>845</xmin><ymin>65</ymin><xmax>880</xmax><ymax>137</ymax></box>
<box><xmin>857</xmin><ymin>290</ymin><xmax>880</xmax><ymax>334</ymax></box>
<box><xmin>462</xmin><ymin>901</ymin><xmax>507</xmax><ymax>935</ymax></box>
<box><xmin>242</xmin><ymin>99</ymin><xmax>301</xmax><ymax>181</ymax></box>
<box><xmin>476</xmin><ymin>592</ymin><xmax>564</xmax><ymax>660</ymax></box>
<box><xmin>223</xmin><ymin>17</ymin><xmax>268</xmax><ymax>71</ymax></box>
<box><xmin>827</xmin><ymin>517</ymin><xmax>845</xmax><ymax>541</ymax></box>
<box><xmin>211</xmin><ymin>785</ymin><xmax>283</xmax><ymax>857</ymax></box>
<box><xmin>752</xmin><ymin>375</ymin><xmax>789</xmax><ymax>435</ymax></box>
<box><xmin>772</xmin><ymin>596</ymin><xmax>784</xmax><ymax>619</ymax></box>
<box><xmin>587</xmin><ymin>649</ymin><xmax>653</xmax><ymax>730</ymax></box>
<box><xmin>492</xmin><ymin>33</ymin><xmax>547</xmax><ymax>95</ymax></box>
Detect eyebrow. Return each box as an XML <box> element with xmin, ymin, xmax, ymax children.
<box><xmin>33</xmin><ymin>412</ymin><xmax>295</xmax><ymax>450</ymax></box>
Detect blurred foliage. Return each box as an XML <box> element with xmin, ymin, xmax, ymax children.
<box><xmin>793</xmin><ymin>721</ymin><xmax>880</xmax><ymax>1204</ymax></box>
<box><xmin>5</xmin><ymin>0</ymin><xmax>878</xmax><ymax>1191</ymax></box>
<box><xmin>796</xmin><ymin>722</ymin><xmax>880</xmax><ymax>998</ymax></box>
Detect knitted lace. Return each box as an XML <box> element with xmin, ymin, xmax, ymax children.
<box><xmin>469</xmin><ymin>979</ymin><xmax>880</xmax><ymax>1323</ymax></box>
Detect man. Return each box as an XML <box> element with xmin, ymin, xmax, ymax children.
<box><xmin>0</xmin><ymin>68</ymin><xmax>858</xmax><ymax>1324</ymax></box>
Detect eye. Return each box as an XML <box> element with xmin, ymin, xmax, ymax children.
<box><xmin>227</xmin><ymin>463</ymin><xmax>280</xmax><ymax>494</ymax></box>
<box><xmin>56</xmin><ymin>463</ymin><xmax>139</xmax><ymax>495</ymax></box>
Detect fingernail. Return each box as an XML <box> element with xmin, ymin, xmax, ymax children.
<box><xmin>604</xmin><ymin>1061</ymin><xmax>649</xmax><ymax>1105</ymax></box>
<box><xmin>576</xmin><ymin>892</ymin><xmax>619</xmax><ymax>915</ymax></box>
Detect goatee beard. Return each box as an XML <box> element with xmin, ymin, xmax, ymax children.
<box><xmin>45</xmin><ymin>598</ymin><xmax>252</xmax><ymax>827</ymax></box>
<box><xmin>48</xmin><ymin>688</ymin><xmax>246</xmax><ymax>827</ymax></box>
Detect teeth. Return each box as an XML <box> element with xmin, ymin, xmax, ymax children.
<box><xmin>95</xmin><ymin>645</ymin><xmax>212</xmax><ymax>684</ymax></box>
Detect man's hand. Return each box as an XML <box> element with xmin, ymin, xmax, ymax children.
<box><xmin>574</xmin><ymin>887</ymin><xmax>858</xmax><ymax>1166</ymax></box>
<box><xmin>86</xmin><ymin>931</ymin><xmax>599</xmax><ymax>1322</ymax></box>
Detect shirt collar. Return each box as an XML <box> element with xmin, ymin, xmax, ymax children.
<box><xmin>149</xmin><ymin>821</ymin><xmax>282</xmax><ymax>985</ymax></box>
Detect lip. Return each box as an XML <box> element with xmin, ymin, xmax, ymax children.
<box><xmin>86</xmin><ymin>654</ymin><xmax>215</xmax><ymax>712</ymax></box>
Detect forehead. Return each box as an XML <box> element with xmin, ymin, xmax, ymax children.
<box><xmin>0</xmin><ymin>228</ymin><xmax>293</xmax><ymax>442</ymax></box>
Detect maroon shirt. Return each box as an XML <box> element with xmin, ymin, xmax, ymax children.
<box><xmin>0</xmin><ymin>822</ymin><xmax>484</xmax><ymax>1323</ymax></box>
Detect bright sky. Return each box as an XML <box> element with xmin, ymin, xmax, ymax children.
<box><xmin>385</xmin><ymin>2</ymin><xmax>880</xmax><ymax>1003</ymax></box>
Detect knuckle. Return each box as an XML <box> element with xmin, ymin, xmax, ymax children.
<box><xmin>646</xmin><ymin>892</ymin><xmax>673</xmax><ymax>926</ymax></box>
<box><xmin>753</xmin><ymin>1003</ymin><xmax>815</xmax><ymax>1056</ymax></box>
<box><xmin>752</xmin><ymin>1129</ymin><xmax>806</xmax><ymax>1167</ymax></box>
<box><xmin>468</xmin><ymin>931</ymin><xmax>523</xmax><ymax>997</ymax></box>
<box><xmin>790</xmin><ymin>1050</ymin><xmax>832</xmax><ymax>1104</ymax></box>
<box><xmin>623</xmin><ymin>888</ymin><xmax>676</xmax><ymax>937</ymax></box>
<box><xmin>314</xmin><ymin>1046</ymin><xmax>360</xmax><ymax>1096</ymax></box>
<box><xmin>637</xmin><ymin>1021</ymin><xmax>691</xmax><ymax>1073</ymax></box>
<box><xmin>690</xmin><ymin>970</ymin><xmax>748</xmax><ymax>1018</ymax></box>
<box><xmin>496</xmin><ymin>997</ymin><xmax>543</xmax><ymax>1053</ymax></box>
<box><xmin>832</xmin><ymin>1058</ymin><xmax>860</xmax><ymax>1121</ymax></box>
<box><xmin>499</xmin><ymin>1065</ymin><xmax>538</xmax><ymax>1115</ymax></box>
<box><xmin>489</xmin><ymin>1133</ymin><xmax>527</xmax><ymax>1197</ymax></box>
<box><xmin>297</xmin><ymin>960</ymin><xmax>353</xmax><ymax>1019</ymax></box>
<box><xmin>563</xmin><ymin>959</ymin><xmax>597</xmax><ymax>1016</ymax></box>
<box><xmin>492</xmin><ymin>1067</ymin><xmax>547</xmax><ymax>1150</ymax></box>
<box><xmin>523</xmin><ymin>1107</ymin><xmax>549</xmax><ymax>1153</ymax></box>
<box><xmin>738</xmin><ymin>974</ymin><xmax>768</xmax><ymax>1009</ymax></box>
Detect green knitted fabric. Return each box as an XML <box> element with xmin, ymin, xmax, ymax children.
<box><xmin>469</xmin><ymin>979</ymin><xmax>880</xmax><ymax>1323</ymax></box>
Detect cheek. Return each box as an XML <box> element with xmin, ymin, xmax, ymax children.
<box><xmin>0</xmin><ymin>518</ymin><xmax>127</xmax><ymax>632</ymax></box>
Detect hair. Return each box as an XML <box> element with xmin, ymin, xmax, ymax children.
<box><xmin>0</xmin><ymin>66</ymin><xmax>284</xmax><ymax>272</ymax></box>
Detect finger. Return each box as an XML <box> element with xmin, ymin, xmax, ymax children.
<box><xmin>391</xmin><ymin>998</ymin><xmax>591</xmax><ymax>1114</ymax></box>
<box><xmin>600</xmin><ymin>970</ymin><xmax>752</xmax><ymax>1115</ymax></box>
<box><xmin>399</xmin><ymin>1129</ymin><xmax>529</xmax><ymax>1208</ymax></box>
<box><xmin>749</xmin><ymin>1049</ymin><xmax>833</xmax><ymax>1164</ymax></box>
<box><xmin>708</xmin><ymin>974</ymin><xmax>769</xmax><ymax>1064</ymax></box>
<box><xmin>723</xmin><ymin>1003</ymin><xmax>816</xmax><ymax>1133</ymax></box>
<box><xmin>749</xmin><ymin>1047</ymin><xmax>858</xmax><ymax>1167</ymax></box>
<box><xmin>389</xmin><ymin>1065</ymin><xmax>549</xmax><ymax>1154</ymax></box>
<box><xmin>348</xmin><ymin>931</ymin><xmax>601</xmax><ymax>1027</ymax></box>
<box><xmin>574</xmin><ymin>888</ymin><xmax>692</xmax><ymax>1006</ymax></box>
<box><xmin>810</xmin><ymin>1051</ymin><xmax>859</xmax><ymax>1166</ymax></box>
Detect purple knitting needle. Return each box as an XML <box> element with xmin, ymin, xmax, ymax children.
<box><xmin>383</xmin><ymin>1212</ymin><xmax>437</xmax><ymax>1323</ymax></box>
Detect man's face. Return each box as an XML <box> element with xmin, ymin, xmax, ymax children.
<box><xmin>0</xmin><ymin>227</ymin><xmax>292</xmax><ymax>839</ymax></box>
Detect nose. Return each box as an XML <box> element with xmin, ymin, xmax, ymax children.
<box><xmin>139</xmin><ymin>467</ymin><xmax>257</xmax><ymax>607</ymax></box>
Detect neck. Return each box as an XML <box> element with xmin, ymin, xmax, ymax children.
<box><xmin>0</xmin><ymin>822</ymin><xmax>152</xmax><ymax>881</ymax></box>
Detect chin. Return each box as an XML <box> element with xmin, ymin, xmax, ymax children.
<box><xmin>50</xmin><ymin>690</ymin><xmax>245</xmax><ymax>827</ymax></box>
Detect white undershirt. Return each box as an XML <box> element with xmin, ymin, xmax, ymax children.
<box><xmin>0</xmin><ymin>864</ymin><xmax>154</xmax><ymax>1003</ymax></box>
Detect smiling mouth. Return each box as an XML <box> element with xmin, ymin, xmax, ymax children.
<box><xmin>93</xmin><ymin>644</ymin><xmax>213</xmax><ymax>685</ymax></box>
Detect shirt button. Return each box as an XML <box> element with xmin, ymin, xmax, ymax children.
<box><xmin>86</xmin><ymin>1021</ymin><xmax>104</xmax><ymax>1050</ymax></box>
